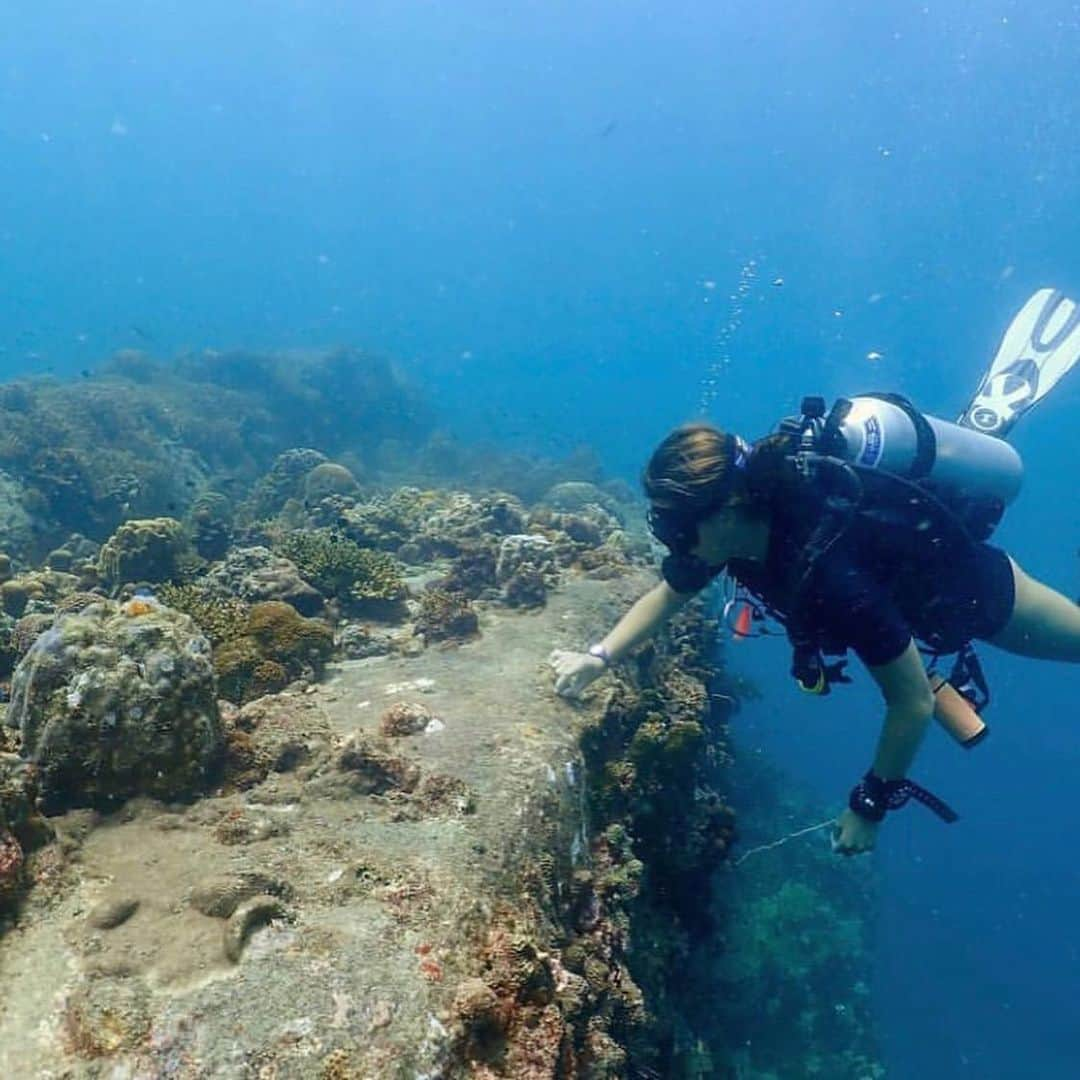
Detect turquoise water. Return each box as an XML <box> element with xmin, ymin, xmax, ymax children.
<box><xmin>4</xmin><ymin>2</ymin><xmax>1080</xmax><ymax>1075</ymax></box>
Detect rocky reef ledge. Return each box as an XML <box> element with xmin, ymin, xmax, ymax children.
<box><xmin>0</xmin><ymin>565</ymin><xmax>739</xmax><ymax>1078</ymax></box>
<box><xmin>0</xmin><ymin>350</ymin><xmax>881</xmax><ymax>1078</ymax></box>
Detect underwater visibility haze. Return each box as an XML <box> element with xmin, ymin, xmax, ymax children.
<box><xmin>2</xmin><ymin>1</ymin><xmax>1080</xmax><ymax>1077</ymax></box>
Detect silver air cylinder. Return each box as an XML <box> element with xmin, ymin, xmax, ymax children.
<box><xmin>832</xmin><ymin>396</ymin><xmax>1023</xmax><ymax>506</ymax></box>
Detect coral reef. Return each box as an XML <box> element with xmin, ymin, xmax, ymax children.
<box><xmin>202</xmin><ymin>545</ymin><xmax>324</xmax><ymax>616</ymax></box>
<box><xmin>340</xmin><ymin>487</ymin><xmax>437</xmax><ymax>552</ymax></box>
<box><xmin>97</xmin><ymin>517</ymin><xmax>188</xmax><ymax>587</ymax></box>
<box><xmin>495</xmin><ymin>533</ymin><xmax>558</xmax><ymax>609</ymax></box>
<box><xmin>247</xmin><ymin>448</ymin><xmax>329</xmax><ymax>520</ymax></box>
<box><xmin>414</xmin><ymin>587</ymin><xmax>480</xmax><ymax>644</ymax></box>
<box><xmin>303</xmin><ymin>461</ymin><xmax>359</xmax><ymax>503</ymax></box>
<box><xmin>275</xmin><ymin>529</ymin><xmax>407</xmax><ymax>614</ymax></box>
<box><xmin>6</xmin><ymin>598</ymin><xmax>223</xmax><ymax>810</ymax></box>
<box><xmin>187</xmin><ymin>491</ymin><xmax>234</xmax><ymax>561</ymax></box>
<box><xmin>213</xmin><ymin>601</ymin><xmax>333</xmax><ymax>704</ymax></box>
<box><xmin>0</xmin><ymin>352</ymin><xmax>883</xmax><ymax>1077</ymax></box>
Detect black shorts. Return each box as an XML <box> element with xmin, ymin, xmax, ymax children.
<box><xmin>904</xmin><ymin>543</ymin><xmax>1016</xmax><ymax>654</ymax></box>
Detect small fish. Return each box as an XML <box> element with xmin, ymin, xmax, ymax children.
<box><xmin>866</xmin><ymin>350</ymin><xmax>884</xmax><ymax>363</ymax></box>
<box><xmin>597</xmin><ymin>119</ymin><xmax>618</xmax><ymax>138</ymax></box>
<box><xmin>80</xmin><ymin>369</ymin><xmax>91</xmax><ymax>378</ymax></box>
<box><xmin>771</xmin><ymin>277</ymin><xmax>784</xmax><ymax>287</ymax></box>
<box><xmin>130</xmin><ymin>324</ymin><xmax>155</xmax><ymax>342</ymax></box>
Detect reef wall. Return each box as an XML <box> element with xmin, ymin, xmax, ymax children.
<box><xmin>0</xmin><ymin>350</ymin><xmax>882</xmax><ymax>1077</ymax></box>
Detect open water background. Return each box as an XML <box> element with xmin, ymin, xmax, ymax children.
<box><xmin>3</xmin><ymin>2</ymin><xmax>1080</xmax><ymax>1075</ymax></box>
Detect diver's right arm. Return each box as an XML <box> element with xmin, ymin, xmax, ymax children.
<box><xmin>551</xmin><ymin>582</ymin><xmax>695</xmax><ymax>698</ymax></box>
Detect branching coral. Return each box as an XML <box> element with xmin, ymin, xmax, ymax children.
<box><xmin>158</xmin><ymin>583</ymin><xmax>250</xmax><ymax>645</ymax></box>
<box><xmin>275</xmin><ymin>529</ymin><xmax>406</xmax><ymax>610</ymax></box>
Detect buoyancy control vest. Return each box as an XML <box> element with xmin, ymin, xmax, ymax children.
<box><xmin>769</xmin><ymin>393</ymin><xmax>1021</xmax><ymax>702</ymax></box>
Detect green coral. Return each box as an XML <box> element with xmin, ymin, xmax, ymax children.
<box><xmin>275</xmin><ymin>529</ymin><xmax>405</xmax><ymax>607</ymax></box>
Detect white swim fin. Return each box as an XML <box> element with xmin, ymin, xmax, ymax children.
<box><xmin>960</xmin><ymin>288</ymin><xmax>1080</xmax><ymax>437</ymax></box>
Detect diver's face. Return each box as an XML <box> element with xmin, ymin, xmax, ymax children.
<box><xmin>648</xmin><ymin>501</ymin><xmax>744</xmax><ymax>566</ymax></box>
<box><xmin>689</xmin><ymin>505</ymin><xmax>745</xmax><ymax>566</ymax></box>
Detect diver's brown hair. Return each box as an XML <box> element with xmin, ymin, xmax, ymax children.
<box><xmin>642</xmin><ymin>423</ymin><xmax>791</xmax><ymax>511</ymax></box>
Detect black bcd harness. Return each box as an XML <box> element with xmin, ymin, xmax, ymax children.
<box><xmin>740</xmin><ymin>395</ymin><xmax>996</xmax><ymax>713</ymax></box>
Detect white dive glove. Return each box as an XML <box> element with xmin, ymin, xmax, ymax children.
<box><xmin>550</xmin><ymin>647</ymin><xmax>609</xmax><ymax>699</ymax></box>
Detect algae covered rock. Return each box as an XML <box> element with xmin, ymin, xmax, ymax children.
<box><xmin>8</xmin><ymin>597</ymin><xmax>223</xmax><ymax>810</ymax></box>
<box><xmin>98</xmin><ymin>517</ymin><xmax>188</xmax><ymax>586</ymax></box>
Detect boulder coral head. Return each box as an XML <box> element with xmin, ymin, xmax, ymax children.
<box><xmin>8</xmin><ymin>597</ymin><xmax>223</xmax><ymax>811</ymax></box>
<box><xmin>302</xmin><ymin>462</ymin><xmax>359</xmax><ymax>504</ymax></box>
<box><xmin>98</xmin><ymin>517</ymin><xmax>189</xmax><ymax>588</ymax></box>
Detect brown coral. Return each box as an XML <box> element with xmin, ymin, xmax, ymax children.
<box><xmin>414</xmin><ymin>587</ymin><xmax>479</xmax><ymax>644</ymax></box>
<box><xmin>213</xmin><ymin>601</ymin><xmax>333</xmax><ymax>703</ymax></box>
<box><xmin>378</xmin><ymin>701</ymin><xmax>434</xmax><ymax>737</ymax></box>
<box><xmin>0</xmin><ymin>827</ymin><xmax>25</xmax><ymax>904</ymax></box>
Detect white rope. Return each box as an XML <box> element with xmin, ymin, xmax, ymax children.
<box><xmin>732</xmin><ymin>817</ymin><xmax>838</xmax><ymax>867</ymax></box>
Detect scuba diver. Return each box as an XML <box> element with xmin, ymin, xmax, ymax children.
<box><xmin>551</xmin><ymin>288</ymin><xmax>1080</xmax><ymax>856</ymax></box>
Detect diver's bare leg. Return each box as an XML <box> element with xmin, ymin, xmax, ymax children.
<box><xmin>988</xmin><ymin>558</ymin><xmax>1080</xmax><ymax>662</ymax></box>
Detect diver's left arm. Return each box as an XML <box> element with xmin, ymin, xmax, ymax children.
<box><xmin>833</xmin><ymin>640</ymin><xmax>935</xmax><ymax>855</ymax></box>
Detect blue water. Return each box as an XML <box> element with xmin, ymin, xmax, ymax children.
<box><xmin>4</xmin><ymin>2</ymin><xmax>1080</xmax><ymax>1075</ymax></box>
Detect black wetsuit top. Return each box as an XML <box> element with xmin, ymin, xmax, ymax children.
<box><xmin>661</xmin><ymin>495</ymin><xmax>1015</xmax><ymax>667</ymax></box>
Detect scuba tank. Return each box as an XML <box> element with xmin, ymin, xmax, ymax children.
<box><xmin>806</xmin><ymin>393</ymin><xmax>1024</xmax><ymax>539</ymax></box>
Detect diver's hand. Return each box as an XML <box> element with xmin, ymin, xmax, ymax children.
<box><xmin>550</xmin><ymin>649</ymin><xmax>608</xmax><ymax>699</ymax></box>
<box><xmin>831</xmin><ymin>808</ymin><xmax>879</xmax><ymax>856</ymax></box>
